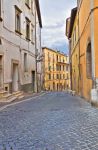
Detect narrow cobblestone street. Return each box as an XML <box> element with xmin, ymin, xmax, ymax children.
<box><xmin>0</xmin><ymin>92</ymin><xmax>98</xmax><ymax>150</ymax></box>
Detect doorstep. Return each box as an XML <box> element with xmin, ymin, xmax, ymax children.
<box><xmin>0</xmin><ymin>91</ymin><xmax>45</xmax><ymax>109</ymax></box>
<box><xmin>0</xmin><ymin>91</ymin><xmax>24</xmax><ymax>103</ymax></box>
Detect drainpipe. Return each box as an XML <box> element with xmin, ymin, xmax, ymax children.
<box><xmin>90</xmin><ymin>0</ymin><xmax>98</xmax><ymax>103</ymax></box>
<box><xmin>90</xmin><ymin>0</ymin><xmax>95</xmax><ymax>88</ymax></box>
<box><xmin>78</xmin><ymin>10</ymin><xmax>80</xmax><ymax>95</ymax></box>
<box><xmin>69</xmin><ymin>39</ymin><xmax>72</xmax><ymax>90</ymax></box>
<box><xmin>35</xmin><ymin>8</ymin><xmax>38</xmax><ymax>93</ymax></box>
<box><xmin>40</xmin><ymin>26</ymin><xmax>42</xmax><ymax>91</ymax></box>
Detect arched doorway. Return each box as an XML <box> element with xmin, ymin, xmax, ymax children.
<box><xmin>86</xmin><ymin>42</ymin><xmax>92</xmax><ymax>78</ymax></box>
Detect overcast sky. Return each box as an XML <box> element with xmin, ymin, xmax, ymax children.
<box><xmin>39</xmin><ymin>0</ymin><xmax>76</xmax><ymax>54</ymax></box>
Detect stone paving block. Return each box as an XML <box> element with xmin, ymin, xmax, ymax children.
<box><xmin>0</xmin><ymin>92</ymin><xmax>98</xmax><ymax>149</ymax></box>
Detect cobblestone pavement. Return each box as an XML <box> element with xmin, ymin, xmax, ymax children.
<box><xmin>0</xmin><ymin>92</ymin><xmax>98</xmax><ymax>150</ymax></box>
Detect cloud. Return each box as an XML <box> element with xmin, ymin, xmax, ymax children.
<box><xmin>39</xmin><ymin>0</ymin><xmax>76</xmax><ymax>53</ymax></box>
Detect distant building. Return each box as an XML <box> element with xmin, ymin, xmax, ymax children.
<box><xmin>42</xmin><ymin>47</ymin><xmax>70</xmax><ymax>91</ymax></box>
<box><xmin>66</xmin><ymin>0</ymin><xmax>98</xmax><ymax>103</ymax></box>
<box><xmin>0</xmin><ymin>0</ymin><xmax>42</xmax><ymax>99</ymax></box>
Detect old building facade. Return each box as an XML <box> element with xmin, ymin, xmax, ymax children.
<box><xmin>42</xmin><ymin>47</ymin><xmax>70</xmax><ymax>91</ymax></box>
<box><xmin>66</xmin><ymin>0</ymin><xmax>98</xmax><ymax>103</ymax></box>
<box><xmin>0</xmin><ymin>0</ymin><xmax>42</xmax><ymax>99</ymax></box>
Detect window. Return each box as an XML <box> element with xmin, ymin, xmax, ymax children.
<box><xmin>48</xmin><ymin>52</ymin><xmax>49</xmax><ymax>58</ymax></box>
<box><xmin>56</xmin><ymin>65</ymin><xmax>59</xmax><ymax>71</ymax></box>
<box><xmin>53</xmin><ymin>82</ymin><xmax>55</xmax><ymax>90</ymax></box>
<box><xmin>24</xmin><ymin>53</ymin><xmax>28</xmax><ymax>72</ymax></box>
<box><xmin>26</xmin><ymin>17</ymin><xmax>30</xmax><ymax>40</ymax></box>
<box><xmin>25</xmin><ymin>0</ymin><xmax>30</xmax><ymax>8</ymax></box>
<box><xmin>57</xmin><ymin>83</ymin><xmax>59</xmax><ymax>90</ymax></box>
<box><xmin>63</xmin><ymin>65</ymin><xmax>65</xmax><ymax>71</ymax></box>
<box><xmin>57</xmin><ymin>74</ymin><xmax>59</xmax><ymax>79</ymax></box>
<box><xmin>60</xmin><ymin>74</ymin><xmax>62</xmax><ymax>79</ymax></box>
<box><xmin>67</xmin><ymin>73</ymin><xmax>69</xmax><ymax>79</ymax></box>
<box><xmin>31</xmin><ymin>29</ymin><xmax>33</xmax><ymax>43</ymax></box>
<box><xmin>60</xmin><ymin>65</ymin><xmax>61</xmax><ymax>71</ymax></box>
<box><xmin>53</xmin><ymin>64</ymin><xmax>54</xmax><ymax>71</ymax></box>
<box><xmin>31</xmin><ymin>24</ymin><xmax>34</xmax><ymax>43</ymax></box>
<box><xmin>57</xmin><ymin>55</ymin><xmax>58</xmax><ymax>61</ymax></box>
<box><xmin>53</xmin><ymin>74</ymin><xmax>54</xmax><ymax>79</ymax></box>
<box><xmin>15</xmin><ymin>6</ymin><xmax>22</xmax><ymax>34</ymax></box>
<box><xmin>86</xmin><ymin>43</ymin><xmax>92</xmax><ymax>78</ymax></box>
<box><xmin>48</xmin><ymin>63</ymin><xmax>51</xmax><ymax>71</ymax></box>
<box><xmin>48</xmin><ymin>52</ymin><xmax>50</xmax><ymax>61</ymax></box>
<box><xmin>49</xmin><ymin>74</ymin><xmax>51</xmax><ymax>80</ymax></box>
<box><xmin>66</xmin><ymin>66</ymin><xmax>69</xmax><ymax>71</ymax></box>
<box><xmin>31</xmin><ymin>0</ymin><xmax>34</xmax><ymax>14</ymax></box>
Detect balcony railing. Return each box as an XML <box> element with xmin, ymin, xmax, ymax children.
<box><xmin>57</xmin><ymin>59</ymin><xmax>66</xmax><ymax>64</ymax></box>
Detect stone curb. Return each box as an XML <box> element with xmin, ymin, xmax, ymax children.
<box><xmin>0</xmin><ymin>91</ymin><xmax>46</xmax><ymax>111</ymax></box>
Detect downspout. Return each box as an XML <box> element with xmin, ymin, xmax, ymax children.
<box><xmin>69</xmin><ymin>39</ymin><xmax>72</xmax><ymax>90</ymax></box>
<box><xmin>78</xmin><ymin>10</ymin><xmax>80</xmax><ymax>95</ymax></box>
<box><xmin>90</xmin><ymin>0</ymin><xmax>95</xmax><ymax>88</ymax></box>
<box><xmin>35</xmin><ymin>7</ymin><xmax>38</xmax><ymax>93</ymax></box>
<box><xmin>40</xmin><ymin>26</ymin><xmax>42</xmax><ymax>91</ymax></box>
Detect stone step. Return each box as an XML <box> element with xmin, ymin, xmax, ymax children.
<box><xmin>12</xmin><ymin>91</ymin><xmax>24</xmax><ymax>99</ymax></box>
<box><xmin>0</xmin><ymin>90</ymin><xmax>8</xmax><ymax>98</ymax></box>
<box><xmin>0</xmin><ymin>91</ymin><xmax>24</xmax><ymax>103</ymax></box>
<box><xmin>0</xmin><ymin>93</ymin><xmax>17</xmax><ymax>102</ymax></box>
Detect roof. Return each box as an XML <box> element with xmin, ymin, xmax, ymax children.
<box><xmin>66</xmin><ymin>17</ymin><xmax>71</xmax><ymax>37</ymax></box>
<box><xmin>35</xmin><ymin>0</ymin><xmax>42</xmax><ymax>28</ymax></box>
<box><xmin>68</xmin><ymin>7</ymin><xmax>77</xmax><ymax>38</ymax></box>
<box><xmin>42</xmin><ymin>47</ymin><xmax>68</xmax><ymax>57</ymax></box>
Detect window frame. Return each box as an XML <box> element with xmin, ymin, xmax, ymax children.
<box><xmin>31</xmin><ymin>0</ymin><xmax>34</xmax><ymax>15</ymax></box>
<box><xmin>25</xmin><ymin>17</ymin><xmax>31</xmax><ymax>41</ymax></box>
<box><xmin>49</xmin><ymin>74</ymin><xmax>51</xmax><ymax>80</ymax></box>
<box><xmin>15</xmin><ymin>5</ymin><xmax>22</xmax><ymax>35</ymax></box>
<box><xmin>31</xmin><ymin>24</ymin><xmax>34</xmax><ymax>44</ymax></box>
<box><xmin>25</xmin><ymin>0</ymin><xmax>30</xmax><ymax>9</ymax></box>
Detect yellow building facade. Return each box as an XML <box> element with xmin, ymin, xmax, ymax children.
<box><xmin>42</xmin><ymin>47</ymin><xmax>70</xmax><ymax>91</ymax></box>
<box><xmin>66</xmin><ymin>0</ymin><xmax>98</xmax><ymax>103</ymax></box>
<box><xmin>66</xmin><ymin>9</ymin><xmax>79</xmax><ymax>94</ymax></box>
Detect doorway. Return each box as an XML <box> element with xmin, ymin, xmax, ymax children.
<box><xmin>57</xmin><ymin>83</ymin><xmax>59</xmax><ymax>91</ymax></box>
<box><xmin>32</xmin><ymin>71</ymin><xmax>35</xmax><ymax>92</ymax></box>
<box><xmin>12</xmin><ymin>63</ymin><xmax>19</xmax><ymax>92</ymax></box>
<box><xmin>53</xmin><ymin>82</ymin><xmax>55</xmax><ymax>91</ymax></box>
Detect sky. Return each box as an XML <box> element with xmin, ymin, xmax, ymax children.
<box><xmin>39</xmin><ymin>0</ymin><xmax>76</xmax><ymax>54</ymax></box>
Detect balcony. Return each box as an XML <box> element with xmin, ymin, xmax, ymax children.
<box><xmin>57</xmin><ymin>60</ymin><xmax>67</xmax><ymax>64</ymax></box>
